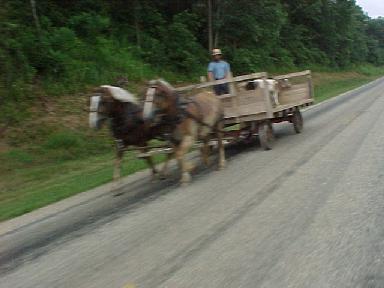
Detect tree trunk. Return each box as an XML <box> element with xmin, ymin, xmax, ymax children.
<box><xmin>214</xmin><ymin>0</ymin><xmax>221</xmax><ymax>48</ymax></box>
<box><xmin>214</xmin><ymin>32</ymin><xmax>219</xmax><ymax>48</ymax></box>
<box><xmin>208</xmin><ymin>0</ymin><xmax>213</xmax><ymax>51</ymax></box>
<box><xmin>134</xmin><ymin>0</ymin><xmax>141</xmax><ymax>49</ymax></box>
<box><xmin>30</xmin><ymin>0</ymin><xmax>41</xmax><ymax>34</ymax></box>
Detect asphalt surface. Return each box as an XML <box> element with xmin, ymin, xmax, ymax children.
<box><xmin>1</xmin><ymin>78</ymin><xmax>384</xmax><ymax>288</ymax></box>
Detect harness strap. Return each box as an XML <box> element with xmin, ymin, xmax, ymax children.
<box><xmin>179</xmin><ymin>100</ymin><xmax>226</xmax><ymax>133</ymax></box>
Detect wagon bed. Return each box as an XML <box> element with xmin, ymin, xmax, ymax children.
<box><xmin>175</xmin><ymin>70</ymin><xmax>314</xmax><ymax>149</ymax></box>
<box><xmin>135</xmin><ymin>70</ymin><xmax>314</xmax><ymax>160</ymax></box>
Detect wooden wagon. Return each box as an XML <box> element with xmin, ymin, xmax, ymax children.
<box><xmin>134</xmin><ymin>69</ymin><xmax>314</xmax><ymax>160</ymax></box>
<box><xmin>174</xmin><ymin>70</ymin><xmax>314</xmax><ymax>150</ymax></box>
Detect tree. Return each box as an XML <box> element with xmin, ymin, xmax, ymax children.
<box><xmin>30</xmin><ymin>0</ymin><xmax>41</xmax><ymax>34</ymax></box>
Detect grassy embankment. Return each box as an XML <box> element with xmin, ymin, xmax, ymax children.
<box><xmin>1</xmin><ymin>65</ymin><xmax>383</xmax><ymax>221</ymax></box>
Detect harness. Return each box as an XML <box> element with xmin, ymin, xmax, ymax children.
<box><xmin>166</xmin><ymin>94</ymin><xmax>225</xmax><ymax>135</ymax></box>
<box><xmin>143</xmin><ymin>85</ymin><xmax>226</xmax><ymax>145</ymax></box>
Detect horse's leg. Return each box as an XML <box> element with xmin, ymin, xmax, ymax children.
<box><xmin>200</xmin><ymin>137</ymin><xmax>210</xmax><ymax>166</ymax></box>
<box><xmin>175</xmin><ymin>135</ymin><xmax>195</xmax><ymax>185</ymax></box>
<box><xmin>113</xmin><ymin>149</ymin><xmax>123</xmax><ymax>181</ymax></box>
<box><xmin>160</xmin><ymin>151</ymin><xmax>173</xmax><ymax>179</ymax></box>
<box><xmin>140</xmin><ymin>148</ymin><xmax>159</xmax><ymax>181</ymax></box>
<box><xmin>217</xmin><ymin>122</ymin><xmax>226</xmax><ymax>170</ymax></box>
<box><xmin>111</xmin><ymin>148</ymin><xmax>124</xmax><ymax>194</ymax></box>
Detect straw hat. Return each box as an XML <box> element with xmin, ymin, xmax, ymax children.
<box><xmin>212</xmin><ymin>48</ymin><xmax>222</xmax><ymax>56</ymax></box>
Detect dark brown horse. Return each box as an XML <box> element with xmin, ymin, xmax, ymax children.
<box><xmin>143</xmin><ymin>79</ymin><xmax>226</xmax><ymax>185</ymax></box>
<box><xmin>89</xmin><ymin>85</ymin><xmax>162</xmax><ymax>183</ymax></box>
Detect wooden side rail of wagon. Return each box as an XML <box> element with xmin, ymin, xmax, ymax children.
<box><xmin>132</xmin><ymin>70</ymin><xmax>315</xmax><ymax>159</ymax></box>
<box><xmin>175</xmin><ymin>70</ymin><xmax>314</xmax><ymax>150</ymax></box>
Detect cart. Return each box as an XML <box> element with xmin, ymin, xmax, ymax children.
<box><xmin>174</xmin><ymin>70</ymin><xmax>314</xmax><ymax>150</ymax></box>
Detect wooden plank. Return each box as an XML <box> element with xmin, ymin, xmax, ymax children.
<box><xmin>279</xmin><ymin>93</ymin><xmax>311</xmax><ymax>105</ymax></box>
<box><xmin>278</xmin><ymin>83</ymin><xmax>311</xmax><ymax>105</ymax></box>
<box><xmin>281</xmin><ymin>87</ymin><xmax>309</xmax><ymax>96</ymax></box>
<box><xmin>232</xmin><ymin>72</ymin><xmax>268</xmax><ymax>82</ymax></box>
<box><xmin>220</xmin><ymin>92</ymin><xmax>239</xmax><ymax>118</ymax></box>
<box><xmin>237</xmin><ymin>89</ymin><xmax>264</xmax><ymax>103</ymax></box>
<box><xmin>175</xmin><ymin>72</ymin><xmax>268</xmax><ymax>92</ymax></box>
<box><xmin>228</xmin><ymin>72</ymin><xmax>241</xmax><ymax>123</ymax></box>
<box><xmin>272</xmin><ymin>99</ymin><xmax>314</xmax><ymax>113</ymax></box>
<box><xmin>307</xmin><ymin>73</ymin><xmax>314</xmax><ymax>101</ymax></box>
<box><xmin>273</xmin><ymin>70</ymin><xmax>311</xmax><ymax>80</ymax></box>
<box><xmin>225</xmin><ymin>83</ymin><xmax>268</xmax><ymax>120</ymax></box>
<box><xmin>217</xmin><ymin>93</ymin><xmax>234</xmax><ymax>99</ymax></box>
<box><xmin>224</xmin><ymin>112</ymin><xmax>268</xmax><ymax>125</ymax></box>
<box><xmin>238</xmin><ymin>103</ymin><xmax>266</xmax><ymax>116</ymax></box>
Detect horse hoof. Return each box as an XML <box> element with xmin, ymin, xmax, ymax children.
<box><xmin>218</xmin><ymin>161</ymin><xmax>226</xmax><ymax>170</ymax></box>
<box><xmin>111</xmin><ymin>182</ymin><xmax>123</xmax><ymax>196</ymax></box>
<box><xmin>181</xmin><ymin>182</ymin><xmax>189</xmax><ymax>187</ymax></box>
<box><xmin>159</xmin><ymin>173</ymin><xmax>168</xmax><ymax>180</ymax></box>
<box><xmin>180</xmin><ymin>172</ymin><xmax>192</xmax><ymax>186</ymax></box>
<box><xmin>112</xmin><ymin>190</ymin><xmax>123</xmax><ymax>197</ymax></box>
<box><xmin>202</xmin><ymin>160</ymin><xmax>211</xmax><ymax>167</ymax></box>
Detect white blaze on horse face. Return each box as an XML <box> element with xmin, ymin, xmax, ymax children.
<box><xmin>89</xmin><ymin>95</ymin><xmax>102</xmax><ymax>129</ymax></box>
<box><xmin>143</xmin><ymin>87</ymin><xmax>156</xmax><ymax>120</ymax></box>
<box><xmin>100</xmin><ymin>85</ymin><xmax>138</xmax><ymax>104</ymax></box>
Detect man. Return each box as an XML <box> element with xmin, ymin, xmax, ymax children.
<box><xmin>207</xmin><ymin>48</ymin><xmax>231</xmax><ymax>95</ymax></box>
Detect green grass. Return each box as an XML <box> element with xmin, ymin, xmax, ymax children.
<box><xmin>314</xmin><ymin>77</ymin><xmax>376</xmax><ymax>102</ymax></box>
<box><xmin>0</xmin><ymin>67</ymin><xmax>384</xmax><ymax>222</ymax></box>
<box><xmin>313</xmin><ymin>66</ymin><xmax>384</xmax><ymax>102</ymax></box>
<box><xmin>0</xmin><ymin>151</ymin><xmax>165</xmax><ymax>221</ymax></box>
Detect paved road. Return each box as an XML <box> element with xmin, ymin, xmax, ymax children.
<box><xmin>1</xmin><ymin>79</ymin><xmax>384</xmax><ymax>288</ymax></box>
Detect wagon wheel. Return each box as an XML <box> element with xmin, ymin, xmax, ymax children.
<box><xmin>292</xmin><ymin>109</ymin><xmax>303</xmax><ymax>134</ymax></box>
<box><xmin>259</xmin><ymin>121</ymin><xmax>274</xmax><ymax>150</ymax></box>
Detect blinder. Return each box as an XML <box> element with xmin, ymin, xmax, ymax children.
<box><xmin>143</xmin><ymin>86</ymin><xmax>156</xmax><ymax>120</ymax></box>
<box><xmin>89</xmin><ymin>95</ymin><xmax>107</xmax><ymax>129</ymax></box>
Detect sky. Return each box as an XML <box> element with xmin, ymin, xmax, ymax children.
<box><xmin>356</xmin><ymin>0</ymin><xmax>384</xmax><ymax>18</ymax></box>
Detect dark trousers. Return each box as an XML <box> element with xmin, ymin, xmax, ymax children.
<box><xmin>213</xmin><ymin>83</ymin><xmax>229</xmax><ymax>95</ymax></box>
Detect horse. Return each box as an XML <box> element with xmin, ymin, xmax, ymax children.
<box><xmin>142</xmin><ymin>79</ymin><xmax>226</xmax><ymax>185</ymax></box>
<box><xmin>89</xmin><ymin>85</ymin><xmax>163</xmax><ymax>183</ymax></box>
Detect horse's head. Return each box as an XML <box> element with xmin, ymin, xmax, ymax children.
<box><xmin>89</xmin><ymin>85</ymin><xmax>140</xmax><ymax>130</ymax></box>
<box><xmin>143</xmin><ymin>79</ymin><xmax>177</xmax><ymax>121</ymax></box>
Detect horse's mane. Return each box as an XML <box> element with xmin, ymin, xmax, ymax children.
<box><xmin>150</xmin><ymin>79</ymin><xmax>175</xmax><ymax>94</ymax></box>
<box><xmin>100</xmin><ymin>85</ymin><xmax>138</xmax><ymax>104</ymax></box>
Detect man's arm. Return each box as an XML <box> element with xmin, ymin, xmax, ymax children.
<box><xmin>224</xmin><ymin>62</ymin><xmax>231</xmax><ymax>78</ymax></box>
<box><xmin>208</xmin><ymin>71</ymin><xmax>215</xmax><ymax>81</ymax></box>
<box><xmin>208</xmin><ymin>62</ymin><xmax>215</xmax><ymax>81</ymax></box>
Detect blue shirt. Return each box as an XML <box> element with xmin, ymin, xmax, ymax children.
<box><xmin>208</xmin><ymin>60</ymin><xmax>230</xmax><ymax>80</ymax></box>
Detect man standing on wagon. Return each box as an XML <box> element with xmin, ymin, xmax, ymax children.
<box><xmin>208</xmin><ymin>48</ymin><xmax>231</xmax><ymax>95</ymax></box>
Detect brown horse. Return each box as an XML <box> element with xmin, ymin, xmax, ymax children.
<box><xmin>89</xmin><ymin>85</ymin><xmax>163</xmax><ymax>183</ymax></box>
<box><xmin>143</xmin><ymin>79</ymin><xmax>226</xmax><ymax>184</ymax></box>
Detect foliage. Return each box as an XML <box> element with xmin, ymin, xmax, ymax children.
<box><xmin>1</xmin><ymin>0</ymin><xmax>384</xmax><ymax>122</ymax></box>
